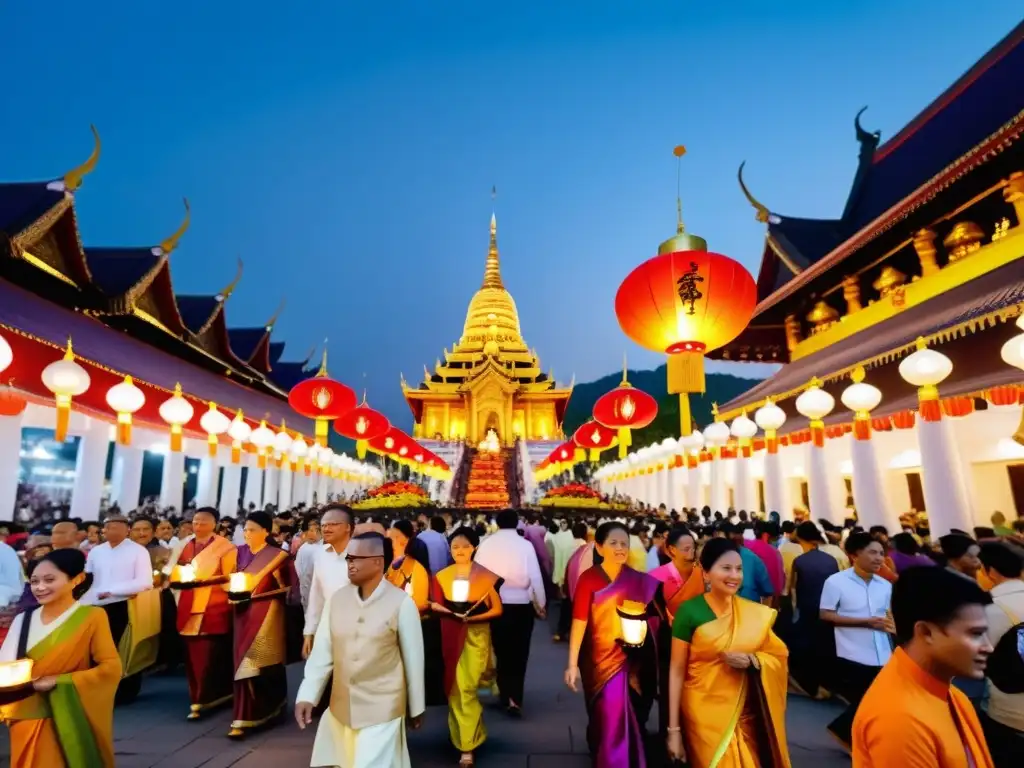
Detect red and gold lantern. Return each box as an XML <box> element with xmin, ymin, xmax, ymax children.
<box><xmin>287</xmin><ymin>351</ymin><xmax>356</xmax><ymax>446</ymax></box>
<box><xmin>615</xmin><ymin>158</ymin><xmax>756</xmax><ymax>436</ymax></box>
<box><xmin>572</xmin><ymin>421</ymin><xmax>617</xmax><ymax>463</ymax></box>
<box><xmin>334</xmin><ymin>395</ymin><xmax>390</xmax><ymax>459</ymax></box>
<box><xmin>0</xmin><ymin>387</ymin><xmax>27</xmax><ymax>417</ymax></box>
<box><xmin>593</xmin><ymin>365</ymin><xmax>658</xmax><ymax>459</ymax></box>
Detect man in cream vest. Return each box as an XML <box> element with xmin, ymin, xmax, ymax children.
<box><xmin>296</xmin><ymin>531</ymin><xmax>425</xmax><ymax>767</ymax></box>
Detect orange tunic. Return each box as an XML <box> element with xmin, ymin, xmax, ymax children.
<box><xmin>852</xmin><ymin>648</ymin><xmax>995</xmax><ymax>768</ymax></box>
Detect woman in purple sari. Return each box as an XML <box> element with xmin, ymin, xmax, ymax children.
<box><xmin>564</xmin><ymin>521</ymin><xmax>662</xmax><ymax>768</ymax></box>
<box><xmin>228</xmin><ymin>511</ymin><xmax>290</xmax><ymax>739</ymax></box>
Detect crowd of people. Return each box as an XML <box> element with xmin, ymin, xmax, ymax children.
<box><xmin>0</xmin><ymin>497</ymin><xmax>1021</xmax><ymax>767</ymax></box>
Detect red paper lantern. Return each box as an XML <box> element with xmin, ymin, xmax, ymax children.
<box><xmin>592</xmin><ymin>366</ymin><xmax>658</xmax><ymax>459</ymax></box>
<box><xmin>615</xmin><ymin>238</ymin><xmax>756</xmax><ymax>435</ymax></box>
<box><xmin>572</xmin><ymin>420</ymin><xmax>617</xmax><ymax>463</ymax></box>
<box><xmin>0</xmin><ymin>388</ymin><xmax>27</xmax><ymax>417</ymax></box>
<box><xmin>334</xmin><ymin>396</ymin><xmax>390</xmax><ymax>459</ymax></box>
<box><xmin>288</xmin><ymin>351</ymin><xmax>356</xmax><ymax>446</ymax></box>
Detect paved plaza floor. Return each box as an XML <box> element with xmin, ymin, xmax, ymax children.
<box><xmin>0</xmin><ymin>620</ymin><xmax>852</xmax><ymax>767</ymax></box>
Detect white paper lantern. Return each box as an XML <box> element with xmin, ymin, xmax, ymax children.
<box><xmin>0</xmin><ymin>332</ymin><xmax>12</xmax><ymax>375</ymax></box>
<box><xmin>199</xmin><ymin>403</ymin><xmax>231</xmax><ymax>457</ymax></box>
<box><xmin>159</xmin><ymin>383</ymin><xmax>194</xmax><ymax>452</ymax></box>
<box><xmin>105</xmin><ymin>376</ymin><xmax>146</xmax><ymax>446</ymax></box>
<box><xmin>898</xmin><ymin>340</ymin><xmax>953</xmax><ymax>387</ymax></box>
<box><xmin>730</xmin><ymin>412</ymin><xmax>758</xmax><ymax>440</ymax></box>
<box><xmin>703</xmin><ymin>421</ymin><xmax>731</xmax><ymax>447</ymax></box>
<box><xmin>41</xmin><ymin>340</ymin><xmax>91</xmax><ymax>442</ymax></box>
<box><xmin>795</xmin><ymin>380</ymin><xmax>836</xmax><ymax>420</ymax></box>
<box><xmin>754</xmin><ymin>400</ymin><xmax>787</xmax><ymax>432</ymax></box>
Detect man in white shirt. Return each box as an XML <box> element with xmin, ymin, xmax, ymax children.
<box><xmin>819</xmin><ymin>531</ymin><xmax>894</xmax><ymax>750</ymax></box>
<box><xmin>0</xmin><ymin>538</ymin><xmax>24</xmax><ymax>608</ymax></box>
<box><xmin>295</xmin><ymin>532</ymin><xmax>424</xmax><ymax>768</ymax></box>
<box><xmin>294</xmin><ymin>513</ymin><xmax>322</xmax><ymax>610</ymax></box>
<box><xmin>85</xmin><ymin>514</ymin><xmax>157</xmax><ymax>703</ymax></box>
<box><xmin>978</xmin><ymin>541</ymin><xmax>1024</xmax><ymax>765</ymax></box>
<box><xmin>474</xmin><ymin>509</ymin><xmax>545</xmax><ymax>715</ymax></box>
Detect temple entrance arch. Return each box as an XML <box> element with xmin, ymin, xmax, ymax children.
<box><xmin>482</xmin><ymin>411</ymin><xmax>502</xmax><ymax>443</ymax></box>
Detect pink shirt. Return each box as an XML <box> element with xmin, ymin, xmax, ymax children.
<box><xmin>745</xmin><ymin>538</ymin><xmax>785</xmax><ymax>595</ymax></box>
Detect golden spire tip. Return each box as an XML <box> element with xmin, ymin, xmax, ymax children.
<box><xmin>64</xmin><ymin>125</ymin><xmax>101</xmax><ymax>192</ymax></box>
<box><xmin>159</xmin><ymin>197</ymin><xmax>191</xmax><ymax>255</ymax></box>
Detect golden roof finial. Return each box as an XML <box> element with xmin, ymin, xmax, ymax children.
<box><xmin>712</xmin><ymin>402</ymin><xmax>720</xmax><ymax>419</ymax></box>
<box><xmin>64</xmin><ymin>125</ymin><xmax>101</xmax><ymax>192</ymax></box>
<box><xmin>264</xmin><ymin>297</ymin><xmax>286</xmax><ymax>330</ymax></box>
<box><xmin>808</xmin><ymin>376</ymin><xmax>822</xmax><ymax>389</ymax></box>
<box><xmin>63</xmin><ymin>337</ymin><xmax>75</xmax><ymax>361</ymax></box>
<box><xmin>482</xmin><ymin>206</ymin><xmax>504</xmax><ymax>290</ymax></box>
<box><xmin>159</xmin><ymin>198</ymin><xmax>191</xmax><ymax>255</ymax></box>
<box><xmin>216</xmin><ymin>257</ymin><xmax>244</xmax><ymax>302</ymax></box>
<box><xmin>316</xmin><ymin>348</ymin><xmax>328</xmax><ymax>377</ymax></box>
<box><xmin>737</xmin><ymin>162</ymin><xmax>770</xmax><ymax>224</ymax></box>
<box><xmin>851</xmin><ymin>365</ymin><xmax>866</xmax><ymax>384</ymax></box>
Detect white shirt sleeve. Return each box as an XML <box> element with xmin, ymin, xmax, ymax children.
<box><xmin>0</xmin><ymin>613</ymin><xmax>23</xmax><ymax>661</ymax></box>
<box><xmin>104</xmin><ymin>544</ymin><xmax>156</xmax><ymax>597</ymax></box>
<box><xmin>296</xmin><ymin>594</ymin><xmax>334</xmax><ymax>705</ymax></box>
<box><xmin>525</xmin><ymin>543</ymin><xmax>546</xmax><ymax>610</ymax></box>
<box><xmin>819</xmin><ymin>572</ymin><xmax>841</xmax><ymax>612</ymax></box>
<box><xmin>397</xmin><ymin>595</ymin><xmax>426</xmax><ymax>718</ymax></box>
<box><xmin>0</xmin><ymin>544</ymin><xmax>24</xmax><ymax>608</ymax></box>
<box><xmin>304</xmin><ymin>556</ymin><xmax>324</xmax><ymax>636</ymax></box>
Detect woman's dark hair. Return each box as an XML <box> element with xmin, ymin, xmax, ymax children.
<box><xmin>246</xmin><ymin>511</ymin><xmax>274</xmax><ymax>533</ymax></box>
<box><xmin>666</xmin><ymin>526</ymin><xmax>695</xmax><ymax>550</ymax></box>
<box><xmin>38</xmin><ymin>548</ymin><xmax>93</xmax><ymax>601</ymax></box>
<box><xmin>891</xmin><ymin>532</ymin><xmax>920</xmax><ymax>555</ymax></box>
<box><xmin>594</xmin><ymin>521</ymin><xmax>628</xmax><ymax>545</ymax></box>
<box><xmin>699</xmin><ymin>537</ymin><xmax>740</xmax><ymax>572</ymax></box>
<box><xmin>571</xmin><ymin>522</ymin><xmax>589</xmax><ymax>540</ymax></box>
<box><xmin>448</xmin><ymin>525</ymin><xmax>479</xmax><ymax>549</ymax></box>
<box><xmin>391</xmin><ymin>519</ymin><xmax>415</xmax><ymax>541</ymax></box>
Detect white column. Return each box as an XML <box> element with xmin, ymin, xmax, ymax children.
<box><xmin>242</xmin><ymin>456</ymin><xmax>264</xmax><ymax>511</ymax></box>
<box><xmin>656</xmin><ymin>466</ymin><xmax>670</xmax><ymax>508</ymax></box>
<box><xmin>762</xmin><ymin>449</ymin><xmax>789</xmax><ymax>519</ymax></box>
<box><xmin>849</xmin><ymin>435</ymin><xmax>899</xmax><ymax>532</ymax></box>
<box><xmin>220</xmin><ymin>463</ymin><xmax>242</xmax><ymax>518</ymax></box>
<box><xmin>807</xmin><ymin>443</ymin><xmax>840</xmax><ymax>524</ymax></box>
<box><xmin>263</xmin><ymin>465</ymin><xmax>279</xmax><ymax>510</ymax></box>
<box><xmin>687</xmin><ymin>465</ymin><xmax>703</xmax><ymax>510</ymax></box>
<box><xmin>734</xmin><ymin>453</ymin><xmax>756</xmax><ymax>513</ymax></box>
<box><xmin>316</xmin><ymin>471</ymin><xmax>329</xmax><ymax>504</ymax></box>
<box><xmin>304</xmin><ymin>470</ymin><xmax>316</xmax><ymax>506</ymax></box>
<box><xmin>0</xmin><ymin>413</ymin><xmax>24</xmax><ymax>521</ymax></box>
<box><xmin>709</xmin><ymin>454</ymin><xmax>727</xmax><ymax>515</ymax></box>
<box><xmin>111</xmin><ymin>444</ymin><xmax>144</xmax><ymax>511</ymax></box>
<box><xmin>195</xmin><ymin>456</ymin><xmax>217</xmax><ymax>508</ymax></box>
<box><xmin>668</xmin><ymin>466</ymin><xmax>685</xmax><ymax>512</ymax></box>
<box><xmin>159</xmin><ymin>450</ymin><xmax>186</xmax><ymax>513</ymax></box>
<box><xmin>917</xmin><ymin>418</ymin><xmax>973</xmax><ymax>537</ymax></box>
<box><xmin>69</xmin><ymin>417</ymin><xmax>108</xmax><ymax>521</ymax></box>
<box><xmin>278</xmin><ymin>464</ymin><xmax>294</xmax><ymax>509</ymax></box>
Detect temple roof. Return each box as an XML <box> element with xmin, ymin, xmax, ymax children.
<box><xmin>228</xmin><ymin>328</ymin><xmax>268</xmax><ymax>362</ymax></box>
<box><xmin>176</xmin><ymin>295</ymin><xmax>221</xmax><ymax>334</ymax></box>
<box><xmin>86</xmin><ymin>247</ymin><xmax>162</xmax><ymax>297</ymax></box>
<box><xmin>0</xmin><ymin>182</ymin><xmax>66</xmax><ymax>238</ymax></box>
<box><xmin>269</xmin><ymin>341</ymin><xmax>285</xmax><ymax>365</ymax></box>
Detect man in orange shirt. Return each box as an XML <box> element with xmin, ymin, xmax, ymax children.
<box><xmin>852</xmin><ymin>566</ymin><xmax>996</xmax><ymax>767</ymax></box>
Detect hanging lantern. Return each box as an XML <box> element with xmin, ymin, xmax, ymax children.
<box><xmin>41</xmin><ymin>340</ymin><xmax>90</xmax><ymax>442</ymax></box>
<box><xmin>592</xmin><ymin>364</ymin><xmax>658</xmax><ymax>458</ymax></box>
<box><xmin>199</xmin><ymin>403</ymin><xmax>231</xmax><ymax>457</ymax></box>
<box><xmin>334</xmin><ymin>395</ymin><xmax>390</xmax><ymax>459</ymax></box>
<box><xmin>228</xmin><ymin>410</ymin><xmax>252</xmax><ymax>463</ymax></box>
<box><xmin>250</xmin><ymin>420</ymin><xmax>276</xmax><ymax>468</ymax></box>
<box><xmin>795</xmin><ymin>378</ymin><xmax>835</xmax><ymax>447</ymax></box>
<box><xmin>615</xmin><ymin>152</ymin><xmax>756</xmax><ymax>436</ymax></box>
<box><xmin>616</xmin><ymin>599</ymin><xmax>648</xmax><ymax>648</ymax></box>
<box><xmin>999</xmin><ymin>315</ymin><xmax>1024</xmax><ymax>371</ymax></box>
<box><xmin>898</xmin><ymin>338</ymin><xmax>953</xmax><ymax>422</ymax></box>
<box><xmin>841</xmin><ymin>367</ymin><xmax>882</xmax><ymax>440</ymax></box>
<box><xmin>105</xmin><ymin>376</ymin><xmax>146</xmax><ymax>446</ymax></box>
<box><xmin>703</xmin><ymin>419</ymin><xmax>730</xmax><ymax>452</ymax></box>
<box><xmin>159</xmin><ymin>383</ymin><xmax>194</xmax><ymax>452</ymax></box>
<box><xmin>287</xmin><ymin>350</ymin><xmax>357</xmax><ymax>446</ymax></box>
<box><xmin>0</xmin><ymin>387</ymin><xmax>27</xmax><ymax>417</ymax></box>
<box><xmin>290</xmin><ymin>437</ymin><xmax>309</xmax><ymax>474</ymax></box>
<box><xmin>754</xmin><ymin>399</ymin><xmax>786</xmax><ymax>453</ymax></box>
<box><xmin>730</xmin><ymin>411</ymin><xmax>757</xmax><ymax>457</ymax></box>
<box><xmin>0</xmin><ymin>331</ymin><xmax>12</xmax><ymax>375</ymax></box>
<box><xmin>273</xmin><ymin>422</ymin><xmax>293</xmax><ymax>468</ymax></box>
<box><xmin>572</xmin><ymin>420</ymin><xmax>618</xmax><ymax>463</ymax></box>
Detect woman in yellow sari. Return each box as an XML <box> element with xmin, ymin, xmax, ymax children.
<box><xmin>0</xmin><ymin>548</ymin><xmax>122</xmax><ymax>767</ymax></box>
<box><xmin>667</xmin><ymin>538</ymin><xmax>791</xmax><ymax>768</ymax></box>
<box><xmin>386</xmin><ymin>519</ymin><xmax>430</xmax><ymax>612</ymax></box>
<box><xmin>429</xmin><ymin>526</ymin><xmax>503</xmax><ymax>768</ymax></box>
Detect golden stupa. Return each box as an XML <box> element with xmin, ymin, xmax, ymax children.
<box><xmin>402</xmin><ymin>214</ymin><xmax>573</xmax><ymax>445</ymax></box>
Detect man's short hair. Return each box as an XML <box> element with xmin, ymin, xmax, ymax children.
<box><xmin>844</xmin><ymin>531</ymin><xmax>877</xmax><ymax>557</ymax></box>
<box><xmin>495</xmin><ymin>509</ymin><xmax>519</xmax><ymax>530</ymax></box>
<box><xmin>891</xmin><ymin>565</ymin><xmax>990</xmax><ymax>646</ymax></box>
<box><xmin>193</xmin><ymin>506</ymin><xmax>220</xmax><ymax>523</ymax></box>
<box><xmin>978</xmin><ymin>541</ymin><xmax>1024</xmax><ymax>580</ymax></box>
<box><xmin>321</xmin><ymin>504</ymin><xmax>353</xmax><ymax>526</ymax></box>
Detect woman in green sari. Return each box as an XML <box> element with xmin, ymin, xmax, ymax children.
<box><xmin>0</xmin><ymin>548</ymin><xmax>122</xmax><ymax>767</ymax></box>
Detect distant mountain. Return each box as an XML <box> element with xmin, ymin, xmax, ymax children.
<box><xmin>562</xmin><ymin>365</ymin><xmax>763</xmax><ymax>447</ymax></box>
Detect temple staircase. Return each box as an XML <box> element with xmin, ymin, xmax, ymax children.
<box><xmin>463</xmin><ymin>448</ymin><xmax>512</xmax><ymax>509</ymax></box>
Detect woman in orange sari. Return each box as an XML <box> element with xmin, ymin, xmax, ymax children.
<box><xmin>228</xmin><ymin>512</ymin><xmax>290</xmax><ymax>739</ymax></box>
<box><xmin>386</xmin><ymin>520</ymin><xmax>430</xmax><ymax>613</ymax></box>
<box><xmin>667</xmin><ymin>538</ymin><xmax>791</xmax><ymax>767</ymax></box>
<box><xmin>429</xmin><ymin>526</ymin><xmax>503</xmax><ymax>768</ymax></box>
<box><xmin>0</xmin><ymin>549</ymin><xmax>122</xmax><ymax>767</ymax></box>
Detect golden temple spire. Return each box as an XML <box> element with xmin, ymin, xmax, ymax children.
<box><xmin>482</xmin><ymin>211</ymin><xmax>504</xmax><ymax>289</ymax></box>
<box><xmin>159</xmin><ymin>198</ymin><xmax>191</xmax><ymax>255</ymax></box>
<box><xmin>737</xmin><ymin>162</ymin><xmax>771</xmax><ymax>224</ymax></box>
<box><xmin>264</xmin><ymin>298</ymin><xmax>286</xmax><ymax>330</ymax></box>
<box><xmin>216</xmin><ymin>257</ymin><xmax>244</xmax><ymax>302</ymax></box>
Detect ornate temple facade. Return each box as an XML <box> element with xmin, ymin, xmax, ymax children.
<box><xmin>402</xmin><ymin>215</ymin><xmax>572</xmax><ymax>445</ymax></box>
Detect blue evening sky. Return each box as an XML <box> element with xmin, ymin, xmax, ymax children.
<box><xmin>2</xmin><ymin>1</ymin><xmax>1021</xmax><ymax>429</ymax></box>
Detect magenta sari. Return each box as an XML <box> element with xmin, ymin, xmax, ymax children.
<box><xmin>581</xmin><ymin>566</ymin><xmax>661</xmax><ymax>768</ymax></box>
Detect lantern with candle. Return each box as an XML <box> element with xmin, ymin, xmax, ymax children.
<box><xmin>41</xmin><ymin>339</ymin><xmax>91</xmax><ymax>443</ymax></box>
<box><xmin>170</xmin><ymin>563</ymin><xmax>197</xmax><ymax>589</ymax></box>
<box><xmin>614</xmin><ymin>148</ymin><xmax>756</xmax><ymax>437</ymax></box>
<box><xmin>228</xmin><ymin>571</ymin><xmax>252</xmax><ymax>602</ymax></box>
<box><xmin>450</xmin><ymin>576</ymin><xmax>471</xmax><ymax>610</ymax></box>
<box><xmin>334</xmin><ymin>395</ymin><xmax>391</xmax><ymax>459</ymax></box>
<box><xmin>0</xmin><ymin>658</ymin><xmax>35</xmax><ymax>704</ymax></box>
<box><xmin>572</xmin><ymin>420</ymin><xmax>618</xmax><ymax>464</ymax></box>
<box><xmin>616</xmin><ymin>599</ymin><xmax>649</xmax><ymax>648</ymax></box>
<box><xmin>592</xmin><ymin>363</ymin><xmax>659</xmax><ymax>459</ymax></box>
<box><xmin>159</xmin><ymin>383</ymin><xmax>195</xmax><ymax>452</ymax></box>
